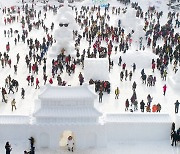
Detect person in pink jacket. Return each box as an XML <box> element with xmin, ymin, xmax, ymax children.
<box><xmin>163</xmin><ymin>84</ymin><xmax>167</xmax><ymax>96</ymax></box>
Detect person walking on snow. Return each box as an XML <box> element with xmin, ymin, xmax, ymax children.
<box><xmin>11</xmin><ymin>99</ymin><xmax>17</xmax><ymax>111</ymax></box>
<box><xmin>49</xmin><ymin>78</ymin><xmax>53</xmax><ymax>84</ymax></box>
<box><xmin>175</xmin><ymin>100</ymin><xmax>180</xmax><ymax>114</ymax></box>
<box><xmin>171</xmin><ymin>122</ymin><xmax>175</xmax><ymax>133</ymax></box>
<box><xmin>5</xmin><ymin>141</ymin><xmax>12</xmax><ymax>154</ymax></box>
<box><xmin>99</xmin><ymin>90</ymin><xmax>103</xmax><ymax>103</ymax></box>
<box><xmin>163</xmin><ymin>84</ymin><xmax>167</xmax><ymax>96</ymax></box>
<box><xmin>35</xmin><ymin>78</ymin><xmax>40</xmax><ymax>89</ymax></box>
<box><xmin>26</xmin><ymin>75</ymin><xmax>30</xmax><ymax>85</ymax></box>
<box><xmin>147</xmin><ymin>94</ymin><xmax>153</xmax><ymax>106</ymax></box>
<box><xmin>171</xmin><ymin>131</ymin><xmax>178</xmax><ymax>146</ymax></box>
<box><xmin>21</xmin><ymin>88</ymin><xmax>25</xmax><ymax>99</ymax></box>
<box><xmin>8</xmin><ymin>84</ymin><xmax>14</xmax><ymax>94</ymax></box>
<box><xmin>67</xmin><ymin>136</ymin><xmax>75</xmax><ymax>152</ymax></box>
<box><xmin>2</xmin><ymin>87</ymin><xmax>7</xmax><ymax>103</ymax></box>
<box><xmin>132</xmin><ymin>63</ymin><xmax>136</xmax><ymax>72</ymax></box>
<box><xmin>132</xmin><ymin>81</ymin><xmax>137</xmax><ymax>91</ymax></box>
<box><xmin>115</xmin><ymin>87</ymin><xmax>120</xmax><ymax>99</ymax></box>
<box><xmin>125</xmin><ymin>99</ymin><xmax>129</xmax><ymax>111</ymax></box>
<box><xmin>140</xmin><ymin>100</ymin><xmax>145</xmax><ymax>112</ymax></box>
<box><xmin>31</xmin><ymin>75</ymin><xmax>34</xmax><ymax>86</ymax></box>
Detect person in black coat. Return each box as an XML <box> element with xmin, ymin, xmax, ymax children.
<box><xmin>5</xmin><ymin>142</ymin><xmax>12</xmax><ymax>154</ymax></box>
<box><xmin>171</xmin><ymin>122</ymin><xmax>175</xmax><ymax>133</ymax></box>
<box><xmin>99</xmin><ymin>90</ymin><xmax>103</xmax><ymax>103</ymax></box>
<box><xmin>21</xmin><ymin>88</ymin><xmax>25</xmax><ymax>99</ymax></box>
<box><xmin>140</xmin><ymin>100</ymin><xmax>145</xmax><ymax>112</ymax></box>
<box><xmin>29</xmin><ymin>137</ymin><xmax>35</xmax><ymax>148</ymax></box>
<box><xmin>175</xmin><ymin>100</ymin><xmax>180</xmax><ymax>113</ymax></box>
<box><xmin>171</xmin><ymin>131</ymin><xmax>178</xmax><ymax>146</ymax></box>
<box><xmin>29</xmin><ymin>137</ymin><xmax>35</xmax><ymax>154</ymax></box>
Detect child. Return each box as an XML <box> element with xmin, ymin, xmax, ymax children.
<box><xmin>67</xmin><ymin>136</ymin><xmax>75</xmax><ymax>152</ymax></box>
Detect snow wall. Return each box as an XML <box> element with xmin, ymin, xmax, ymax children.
<box><xmin>105</xmin><ymin>113</ymin><xmax>172</xmax><ymax>141</ymax></box>
<box><xmin>0</xmin><ymin>124</ymin><xmax>107</xmax><ymax>149</ymax></box>
<box><xmin>0</xmin><ymin>113</ymin><xmax>172</xmax><ymax>150</ymax></box>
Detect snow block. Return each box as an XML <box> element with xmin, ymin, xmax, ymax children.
<box><xmin>84</xmin><ymin>58</ymin><xmax>109</xmax><ymax>81</ymax></box>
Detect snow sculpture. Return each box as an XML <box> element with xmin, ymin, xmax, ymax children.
<box><xmin>84</xmin><ymin>58</ymin><xmax>109</xmax><ymax>81</ymax></box>
<box><xmin>50</xmin><ymin>1</ymin><xmax>77</xmax><ymax>57</ymax></box>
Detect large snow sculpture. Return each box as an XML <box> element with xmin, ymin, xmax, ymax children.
<box><xmin>50</xmin><ymin>1</ymin><xmax>77</xmax><ymax>57</ymax></box>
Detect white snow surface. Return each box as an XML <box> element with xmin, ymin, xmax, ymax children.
<box><xmin>0</xmin><ymin>0</ymin><xmax>179</xmax><ymax>153</ymax></box>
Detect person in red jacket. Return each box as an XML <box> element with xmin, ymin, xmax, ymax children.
<box><xmin>4</xmin><ymin>17</ymin><xmax>6</xmax><ymax>25</ymax></box>
<box><xmin>163</xmin><ymin>84</ymin><xmax>167</xmax><ymax>96</ymax></box>
<box><xmin>49</xmin><ymin>78</ymin><xmax>53</xmax><ymax>84</ymax></box>
<box><xmin>35</xmin><ymin>78</ymin><xmax>40</xmax><ymax>89</ymax></box>
<box><xmin>152</xmin><ymin>62</ymin><xmax>156</xmax><ymax>72</ymax></box>
<box><xmin>32</xmin><ymin>64</ymin><xmax>35</xmax><ymax>73</ymax></box>
<box><xmin>26</xmin><ymin>75</ymin><xmax>30</xmax><ymax>85</ymax></box>
<box><xmin>6</xmin><ymin>42</ymin><xmax>10</xmax><ymax>52</ymax></box>
<box><xmin>122</xmin><ymin>63</ymin><xmax>126</xmax><ymax>71</ymax></box>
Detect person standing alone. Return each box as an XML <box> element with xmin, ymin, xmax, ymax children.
<box><xmin>175</xmin><ymin>100</ymin><xmax>180</xmax><ymax>114</ymax></box>
<box><xmin>163</xmin><ymin>84</ymin><xmax>167</xmax><ymax>96</ymax></box>
<box><xmin>5</xmin><ymin>142</ymin><xmax>12</xmax><ymax>154</ymax></box>
<box><xmin>11</xmin><ymin>99</ymin><xmax>16</xmax><ymax>111</ymax></box>
<box><xmin>99</xmin><ymin>90</ymin><xmax>103</xmax><ymax>103</ymax></box>
<box><xmin>115</xmin><ymin>87</ymin><xmax>120</xmax><ymax>99</ymax></box>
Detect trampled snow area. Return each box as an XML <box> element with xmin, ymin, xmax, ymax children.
<box><xmin>0</xmin><ymin>0</ymin><xmax>180</xmax><ymax>153</ymax></box>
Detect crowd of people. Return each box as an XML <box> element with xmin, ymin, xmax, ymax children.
<box><xmin>0</xmin><ymin>0</ymin><xmax>179</xmax><ymax>113</ymax></box>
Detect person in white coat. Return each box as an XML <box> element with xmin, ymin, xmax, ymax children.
<box><xmin>67</xmin><ymin>136</ymin><xmax>74</xmax><ymax>152</ymax></box>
